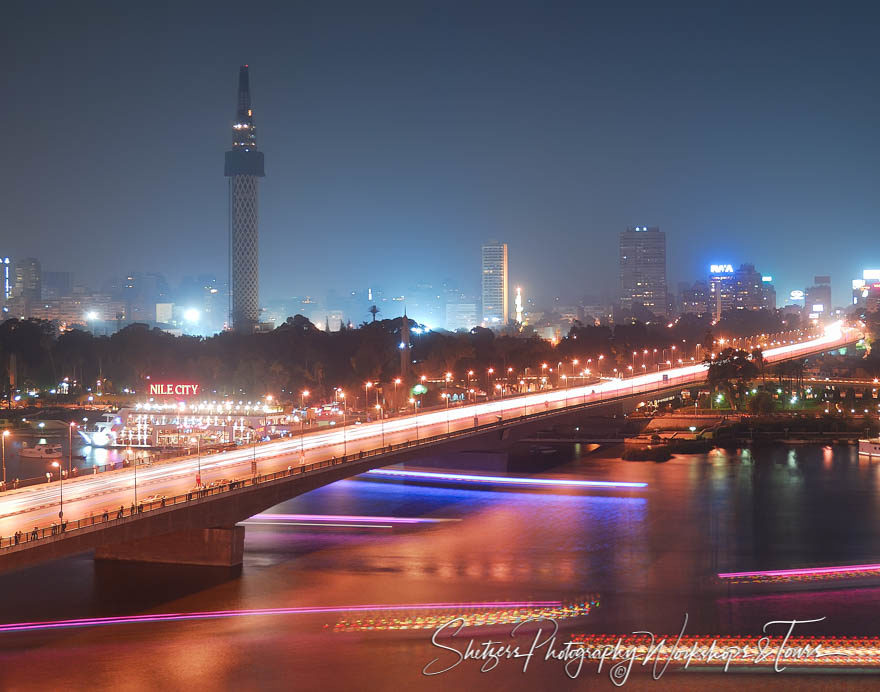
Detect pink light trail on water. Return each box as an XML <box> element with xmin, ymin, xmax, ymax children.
<box><xmin>0</xmin><ymin>600</ymin><xmax>563</xmax><ymax>633</ymax></box>
<box><xmin>718</xmin><ymin>563</ymin><xmax>880</xmax><ymax>579</ymax></box>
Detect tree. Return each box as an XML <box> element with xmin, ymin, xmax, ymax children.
<box><xmin>706</xmin><ymin>348</ymin><xmax>758</xmax><ymax>410</ymax></box>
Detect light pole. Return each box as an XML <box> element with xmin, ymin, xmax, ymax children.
<box><xmin>133</xmin><ymin>450</ymin><xmax>138</xmax><ymax>505</ymax></box>
<box><xmin>410</xmin><ymin>397</ymin><xmax>418</xmax><ymax>441</ymax></box>
<box><xmin>466</xmin><ymin>370</ymin><xmax>474</xmax><ymax>395</ymax></box>
<box><xmin>68</xmin><ymin>422</ymin><xmax>76</xmax><ymax>474</ymax></box>
<box><xmin>487</xmin><ymin>368</ymin><xmax>494</xmax><ymax>398</ymax></box>
<box><xmin>364</xmin><ymin>382</ymin><xmax>372</xmax><ymax>413</ymax></box>
<box><xmin>191</xmin><ymin>436</ymin><xmax>202</xmax><ymax>487</ymax></box>
<box><xmin>1</xmin><ymin>430</ymin><xmax>8</xmax><ymax>487</ymax></box>
<box><xmin>300</xmin><ymin>389</ymin><xmax>310</xmax><ymax>461</ymax></box>
<box><xmin>340</xmin><ymin>392</ymin><xmax>347</xmax><ymax>455</ymax></box>
<box><xmin>442</xmin><ymin>393</ymin><xmax>450</xmax><ymax>434</ymax></box>
<box><xmin>393</xmin><ymin>378</ymin><xmax>401</xmax><ymax>412</ymax></box>
<box><xmin>51</xmin><ymin>461</ymin><xmax>63</xmax><ymax>521</ymax></box>
<box><xmin>375</xmin><ymin>404</ymin><xmax>384</xmax><ymax>446</ymax></box>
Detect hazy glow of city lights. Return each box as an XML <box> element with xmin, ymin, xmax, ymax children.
<box><xmin>183</xmin><ymin>308</ymin><xmax>200</xmax><ymax>322</ymax></box>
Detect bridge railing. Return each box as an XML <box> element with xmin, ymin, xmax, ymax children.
<box><xmin>0</xmin><ymin>331</ymin><xmax>854</xmax><ymax>555</ymax></box>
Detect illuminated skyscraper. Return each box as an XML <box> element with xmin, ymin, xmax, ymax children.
<box><xmin>225</xmin><ymin>65</ymin><xmax>265</xmax><ymax>331</ymax></box>
<box><xmin>619</xmin><ymin>226</ymin><xmax>666</xmax><ymax>318</ymax></box>
<box><xmin>481</xmin><ymin>242</ymin><xmax>508</xmax><ymax>325</ymax></box>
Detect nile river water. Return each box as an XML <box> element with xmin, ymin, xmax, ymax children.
<box><xmin>0</xmin><ymin>442</ymin><xmax>878</xmax><ymax>690</ymax></box>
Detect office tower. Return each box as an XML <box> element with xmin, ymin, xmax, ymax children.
<box><xmin>42</xmin><ymin>271</ymin><xmax>73</xmax><ymax>300</ymax></box>
<box><xmin>732</xmin><ymin>263</ymin><xmax>764</xmax><ymax>310</ymax></box>
<box><xmin>12</xmin><ymin>257</ymin><xmax>41</xmax><ymax>315</ymax></box>
<box><xmin>760</xmin><ymin>276</ymin><xmax>777</xmax><ymax>310</ymax></box>
<box><xmin>225</xmin><ymin>65</ymin><xmax>265</xmax><ymax>331</ymax></box>
<box><xmin>618</xmin><ymin>226</ymin><xmax>666</xmax><ymax>318</ymax></box>
<box><xmin>481</xmin><ymin>242</ymin><xmax>509</xmax><ymax>325</ymax></box>
<box><xmin>805</xmin><ymin>275</ymin><xmax>832</xmax><ymax>316</ymax></box>
<box><xmin>679</xmin><ymin>280</ymin><xmax>711</xmax><ymax>316</ymax></box>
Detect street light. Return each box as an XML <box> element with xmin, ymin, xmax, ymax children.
<box><xmin>441</xmin><ymin>392</ymin><xmax>450</xmax><ymax>434</ymax></box>
<box><xmin>68</xmin><ymin>422</ymin><xmax>76</xmax><ymax>474</ymax></box>
<box><xmin>191</xmin><ymin>435</ymin><xmax>202</xmax><ymax>487</ymax></box>
<box><xmin>300</xmin><ymin>389</ymin><xmax>310</xmax><ymax>461</ymax></box>
<box><xmin>466</xmin><ymin>370</ymin><xmax>474</xmax><ymax>394</ymax></box>
<box><xmin>1</xmin><ymin>430</ymin><xmax>9</xmax><ymax>487</ymax></box>
<box><xmin>132</xmin><ymin>448</ymin><xmax>138</xmax><ymax>505</ymax></box>
<box><xmin>487</xmin><ymin>368</ymin><xmax>494</xmax><ymax>398</ymax></box>
<box><xmin>364</xmin><ymin>382</ymin><xmax>373</xmax><ymax>411</ymax></box>
<box><xmin>50</xmin><ymin>461</ymin><xmax>63</xmax><ymax>521</ymax></box>
<box><xmin>409</xmin><ymin>397</ymin><xmax>419</xmax><ymax>441</ymax></box>
<box><xmin>375</xmin><ymin>403</ymin><xmax>384</xmax><ymax>446</ymax></box>
<box><xmin>393</xmin><ymin>378</ymin><xmax>401</xmax><ymax>411</ymax></box>
<box><xmin>339</xmin><ymin>391</ymin><xmax>347</xmax><ymax>454</ymax></box>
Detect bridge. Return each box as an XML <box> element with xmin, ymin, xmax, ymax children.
<box><xmin>0</xmin><ymin>323</ymin><xmax>859</xmax><ymax>573</ymax></box>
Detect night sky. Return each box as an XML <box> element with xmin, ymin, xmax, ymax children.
<box><xmin>2</xmin><ymin>1</ymin><xmax>878</xmax><ymax>308</ymax></box>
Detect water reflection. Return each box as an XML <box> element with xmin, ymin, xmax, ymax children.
<box><xmin>0</xmin><ymin>442</ymin><xmax>878</xmax><ymax>688</ymax></box>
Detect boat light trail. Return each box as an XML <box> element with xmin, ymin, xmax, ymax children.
<box><xmin>365</xmin><ymin>468</ymin><xmax>647</xmax><ymax>488</ymax></box>
<box><xmin>248</xmin><ymin>513</ymin><xmax>456</xmax><ymax>524</ymax></box>
<box><xmin>718</xmin><ymin>562</ymin><xmax>880</xmax><ymax>584</ymax></box>
<box><xmin>0</xmin><ymin>600</ymin><xmax>563</xmax><ymax>634</ymax></box>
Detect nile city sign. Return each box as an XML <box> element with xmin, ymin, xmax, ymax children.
<box><xmin>148</xmin><ymin>382</ymin><xmax>201</xmax><ymax>397</ymax></box>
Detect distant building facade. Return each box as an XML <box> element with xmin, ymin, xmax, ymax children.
<box><xmin>618</xmin><ymin>226</ymin><xmax>666</xmax><ymax>318</ymax></box>
<box><xmin>481</xmin><ymin>242</ymin><xmax>509</xmax><ymax>325</ymax></box>
<box><xmin>805</xmin><ymin>275</ymin><xmax>831</xmax><ymax>317</ymax></box>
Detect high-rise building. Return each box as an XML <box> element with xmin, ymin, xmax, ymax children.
<box><xmin>618</xmin><ymin>226</ymin><xmax>666</xmax><ymax>318</ymax></box>
<box><xmin>42</xmin><ymin>271</ymin><xmax>72</xmax><ymax>300</ymax></box>
<box><xmin>760</xmin><ymin>276</ymin><xmax>777</xmax><ymax>310</ymax></box>
<box><xmin>481</xmin><ymin>242</ymin><xmax>508</xmax><ymax>325</ymax></box>
<box><xmin>225</xmin><ymin>65</ymin><xmax>265</xmax><ymax>332</ymax></box>
<box><xmin>732</xmin><ymin>263</ymin><xmax>764</xmax><ymax>311</ymax></box>
<box><xmin>805</xmin><ymin>275</ymin><xmax>832</xmax><ymax>317</ymax></box>
<box><xmin>13</xmin><ymin>257</ymin><xmax>41</xmax><ymax>302</ymax></box>
<box><xmin>679</xmin><ymin>280</ymin><xmax>711</xmax><ymax>316</ymax></box>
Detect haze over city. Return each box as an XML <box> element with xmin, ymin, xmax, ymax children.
<box><xmin>3</xmin><ymin>0</ymin><xmax>879</xmax><ymax>317</ymax></box>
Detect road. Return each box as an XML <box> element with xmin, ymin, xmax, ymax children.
<box><xmin>0</xmin><ymin>323</ymin><xmax>856</xmax><ymax>540</ymax></box>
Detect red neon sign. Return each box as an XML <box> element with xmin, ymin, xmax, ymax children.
<box><xmin>148</xmin><ymin>383</ymin><xmax>200</xmax><ymax>397</ymax></box>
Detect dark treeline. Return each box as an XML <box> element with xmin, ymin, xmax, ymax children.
<box><xmin>0</xmin><ymin>310</ymin><xmax>805</xmax><ymax>402</ymax></box>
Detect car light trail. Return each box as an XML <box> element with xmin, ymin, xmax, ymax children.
<box><xmin>365</xmin><ymin>468</ymin><xmax>647</xmax><ymax>488</ymax></box>
<box><xmin>718</xmin><ymin>562</ymin><xmax>880</xmax><ymax>584</ymax></box>
<box><xmin>0</xmin><ymin>323</ymin><xmax>853</xmax><ymax>527</ymax></box>
<box><xmin>0</xmin><ymin>600</ymin><xmax>565</xmax><ymax>633</ymax></box>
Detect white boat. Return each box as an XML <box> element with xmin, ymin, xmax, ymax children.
<box><xmin>858</xmin><ymin>439</ymin><xmax>880</xmax><ymax>457</ymax></box>
<box><xmin>78</xmin><ymin>413</ymin><xmax>121</xmax><ymax>447</ymax></box>
<box><xmin>19</xmin><ymin>442</ymin><xmax>63</xmax><ymax>459</ymax></box>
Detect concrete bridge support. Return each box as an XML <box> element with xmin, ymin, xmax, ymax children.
<box><xmin>94</xmin><ymin>526</ymin><xmax>245</xmax><ymax>567</ymax></box>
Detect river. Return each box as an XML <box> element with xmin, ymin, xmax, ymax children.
<box><xmin>0</xmin><ymin>442</ymin><xmax>877</xmax><ymax>690</ymax></box>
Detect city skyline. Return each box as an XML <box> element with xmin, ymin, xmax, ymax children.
<box><xmin>2</xmin><ymin>2</ymin><xmax>879</xmax><ymax>310</ymax></box>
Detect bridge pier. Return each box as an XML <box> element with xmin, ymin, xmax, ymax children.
<box><xmin>94</xmin><ymin>526</ymin><xmax>245</xmax><ymax>567</ymax></box>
